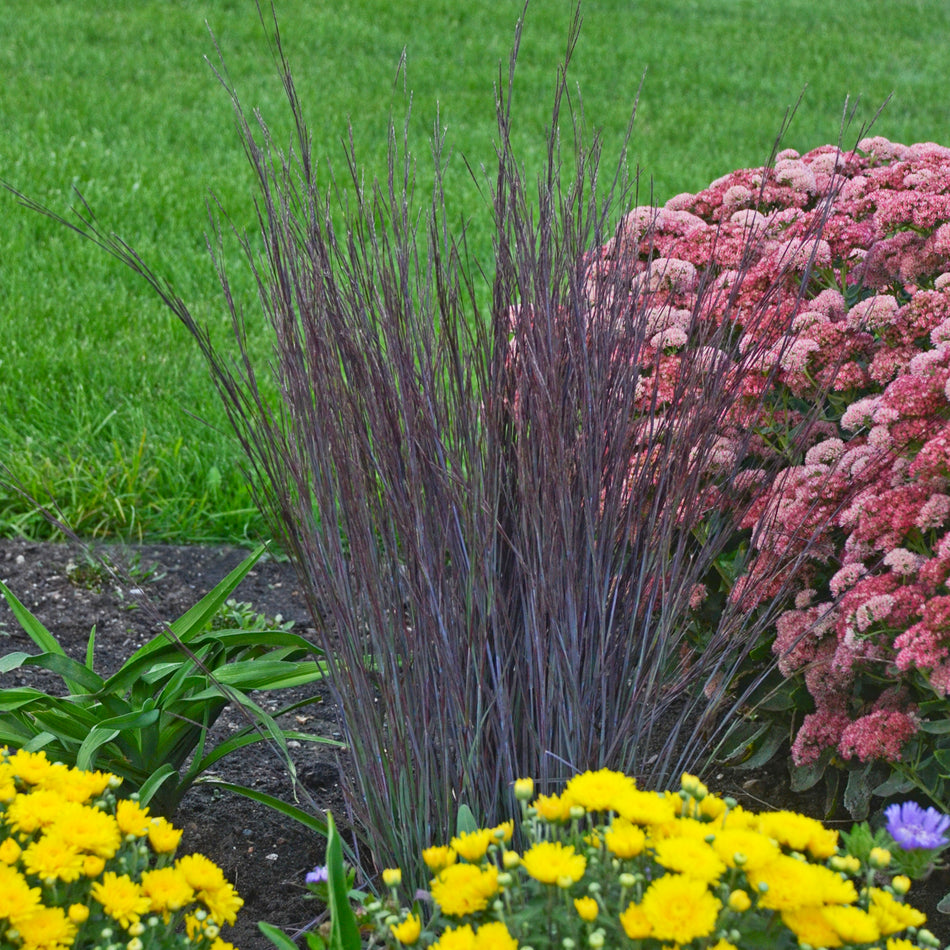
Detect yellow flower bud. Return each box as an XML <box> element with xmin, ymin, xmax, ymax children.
<box><xmin>502</xmin><ymin>851</ymin><xmax>521</xmax><ymax>870</ymax></box>
<box><xmin>869</xmin><ymin>847</ymin><xmax>891</xmax><ymax>869</ymax></box>
<box><xmin>573</xmin><ymin>896</ymin><xmax>598</xmax><ymax>922</ymax></box>
<box><xmin>892</xmin><ymin>874</ymin><xmax>911</xmax><ymax>895</ymax></box>
<box><xmin>514</xmin><ymin>778</ymin><xmax>535</xmax><ymax>800</ymax></box>
<box><xmin>68</xmin><ymin>905</ymin><xmax>90</xmax><ymax>924</ymax></box>
<box><xmin>382</xmin><ymin>868</ymin><xmax>402</xmax><ymax>888</ymax></box>
<box><xmin>728</xmin><ymin>890</ymin><xmax>751</xmax><ymax>913</ymax></box>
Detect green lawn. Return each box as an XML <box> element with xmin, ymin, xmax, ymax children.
<box><xmin>2</xmin><ymin>0</ymin><xmax>949</xmax><ymax>542</ymax></box>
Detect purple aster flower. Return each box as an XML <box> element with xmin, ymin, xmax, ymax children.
<box><xmin>885</xmin><ymin>801</ymin><xmax>950</xmax><ymax>850</ymax></box>
<box><xmin>305</xmin><ymin>865</ymin><xmax>329</xmax><ymax>885</ymax></box>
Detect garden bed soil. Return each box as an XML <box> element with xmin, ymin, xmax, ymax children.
<box><xmin>1</xmin><ymin>538</ymin><xmax>948</xmax><ymax>948</ymax></box>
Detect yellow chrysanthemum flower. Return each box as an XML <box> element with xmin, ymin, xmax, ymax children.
<box><xmin>46</xmin><ymin>767</ymin><xmax>113</xmax><ymax>803</ymax></box>
<box><xmin>614</xmin><ymin>789</ymin><xmax>678</xmax><ymax>827</ymax></box>
<box><xmin>573</xmin><ymin>896</ymin><xmax>599</xmax><ymax>922</ymax></box>
<box><xmin>748</xmin><ymin>855</ymin><xmax>856</xmax><ymax>912</ymax></box>
<box><xmin>199</xmin><ymin>880</ymin><xmax>244</xmax><ymax>927</ymax></box>
<box><xmin>0</xmin><ymin>837</ymin><xmax>22</xmax><ymax>865</ymax></box>
<box><xmin>90</xmin><ymin>871</ymin><xmax>151</xmax><ymax>929</ymax></box>
<box><xmin>867</xmin><ymin>887</ymin><xmax>927</xmax><ymax>934</ymax></box>
<box><xmin>619</xmin><ymin>902</ymin><xmax>652</xmax><ymax>940</ymax></box>
<box><xmin>639</xmin><ymin>873</ymin><xmax>721</xmax><ymax>944</ymax></box>
<box><xmin>603</xmin><ymin>818</ymin><xmax>646</xmax><ymax>859</ymax></box>
<box><xmin>450</xmin><ymin>828</ymin><xmax>495</xmax><ymax>862</ymax></box>
<box><xmin>562</xmin><ymin>768</ymin><xmax>637</xmax><ymax>813</ymax></box>
<box><xmin>147</xmin><ymin>816</ymin><xmax>183</xmax><ymax>854</ymax></box>
<box><xmin>781</xmin><ymin>906</ymin><xmax>844</xmax><ymax>948</ymax></box>
<box><xmin>382</xmin><ymin>868</ymin><xmax>403</xmax><ymax>887</ymax></box>
<box><xmin>21</xmin><ymin>832</ymin><xmax>86</xmax><ymax>883</ymax></box>
<box><xmin>116</xmin><ymin>798</ymin><xmax>152</xmax><ymax>838</ymax></box>
<box><xmin>821</xmin><ymin>905</ymin><xmax>881</xmax><ymax>945</ymax></box>
<box><xmin>430</xmin><ymin>863</ymin><xmax>499</xmax><ymax>916</ymax></box>
<box><xmin>695</xmin><ymin>793</ymin><xmax>728</xmax><ymax>823</ymax></box>
<box><xmin>390</xmin><ymin>913</ymin><xmax>422</xmax><ymax>945</ymax></box>
<box><xmin>432</xmin><ymin>925</ymin><xmax>477</xmax><ymax>950</ymax></box>
<box><xmin>474</xmin><ymin>921</ymin><xmax>517</xmax><ymax>950</ymax></box>
<box><xmin>0</xmin><ymin>864</ymin><xmax>42</xmax><ymax>923</ymax></box>
<box><xmin>5</xmin><ymin>788</ymin><xmax>68</xmax><ymax>835</ymax></box>
<box><xmin>0</xmin><ymin>773</ymin><xmax>15</xmax><ymax>803</ymax></box>
<box><xmin>756</xmin><ymin>809</ymin><xmax>839</xmax><ymax>858</ymax></box>
<box><xmin>710</xmin><ymin>828</ymin><xmax>782</xmax><ymax>871</ymax></box>
<box><xmin>708</xmin><ymin>940</ymin><xmax>740</xmax><ymax>950</ymax></box>
<box><xmin>532</xmin><ymin>792</ymin><xmax>572</xmax><ymax>822</ymax></box>
<box><xmin>14</xmin><ymin>905</ymin><xmax>77</xmax><ymax>950</ymax></box>
<box><xmin>521</xmin><ymin>841</ymin><xmax>586</xmax><ymax>886</ymax></box>
<box><xmin>886</xmin><ymin>939</ymin><xmax>921</xmax><ymax>950</ymax></box>
<box><xmin>54</xmin><ymin>800</ymin><xmax>122</xmax><ymax>859</ymax></box>
<box><xmin>5</xmin><ymin>748</ymin><xmax>57</xmax><ymax>786</ymax></box>
<box><xmin>177</xmin><ymin>853</ymin><xmax>228</xmax><ymax>893</ymax></box>
<box><xmin>422</xmin><ymin>845</ymin><xmax>457</xmax><ymax>872</ymax></box>
<box><xmin>653</xmin><ymin>836</ymin><xmax>727</xmax><ymax>883</ymax></box>
<box><xmin>141</xmin><ymin>866</ymin><xmax>196</xmax><ymax>918</ymax></box>
<box><xmin>491</xmin><ymin>820</ymin><xmax>514</xmax><ymax>843</ymax></box>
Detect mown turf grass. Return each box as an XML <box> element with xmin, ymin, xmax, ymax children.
<box><xmin>2</xmin><ymin>0</ymin><xmax>949</xmax><ymax>542</ymax></box>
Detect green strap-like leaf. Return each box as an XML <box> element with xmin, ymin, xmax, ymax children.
<box><xmin>0</xmin><ymin>579</ymin><xmax>67</xmax><ymax>656</ymax></box>
<box><xmin>137</xmin><ymin>763</ymin><xmax>180</xmax><ymax>810</ymax></box>
<box><xmin>258</xmin><ymin>921</ymin><xmax>307</xmax><ymax>950</ymax></box>
<box><xmin>325</xmin><ymin>812</ymin><xmax>362</xmax><ymax>950</ymax></box>
<box><xmin>100</xmin><ymin>545</ymin><xmax>267</xmax><ymax>694</ymax></box>
<box><xmin>5</xmin><ymin>652</ymin><xmax>104</xmax><ymax>695</ymax></box>
<box><xmin>196</xmin><ymin>779</ymin><xmax>329</xmax><ymax>838</ymax></box>
<box><xmin>75</xmin><ymin>706</ymin><xmax>161</xmax><ymax>770</ymax></box>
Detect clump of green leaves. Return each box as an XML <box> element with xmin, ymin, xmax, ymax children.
<box><xmin>0</xmin><ymin>546</ymin><xmax>337</xmax><ymax>818</ymax></box>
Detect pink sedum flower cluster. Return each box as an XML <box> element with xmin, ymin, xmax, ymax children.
<box><xmin>588</xmin><ymin>137</ymin><xmax>950</xmax><ymax>773</ymax></box>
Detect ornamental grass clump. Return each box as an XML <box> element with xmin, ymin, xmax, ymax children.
<box><xmin>0</xmin><ymin>748</ymin><xmax>243</xmax><ymax>950</ymax></box>
<box><xmin>367</xmin><ymin>769</ymin><xmax>936</xmax><ymax>950</ymax></box>
<box><xmin>9</xmin><ymin>5</ymin><xmax>863</xmax><ymax>889</ymax></box>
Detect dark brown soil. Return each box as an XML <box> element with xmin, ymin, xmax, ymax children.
<box><xmin>1</xmin><ymin>538</ymin><xmax>948</xmax><ymax>947</ymax></box>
